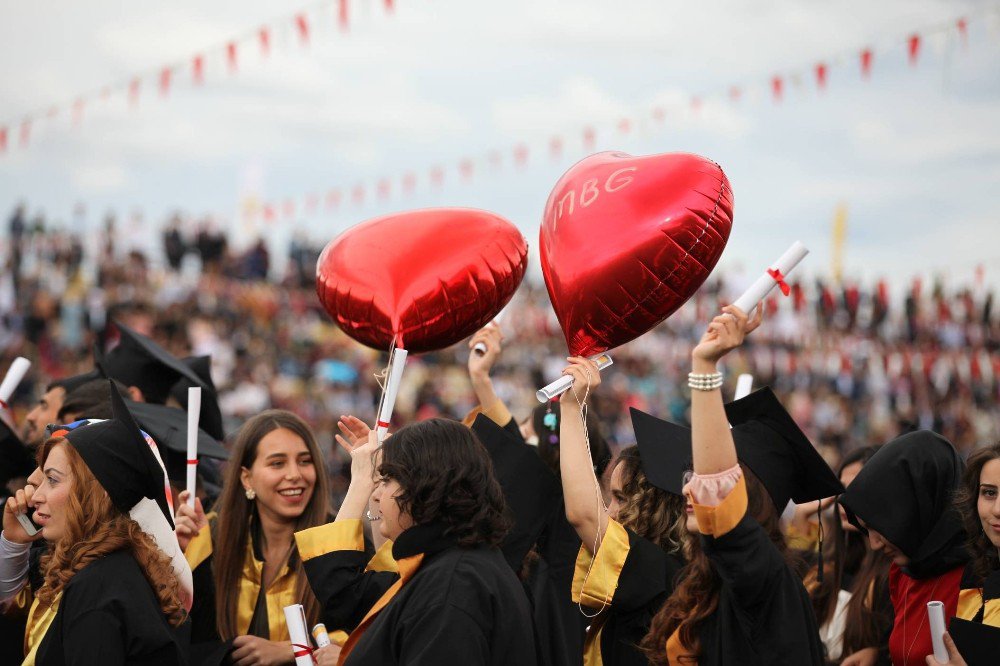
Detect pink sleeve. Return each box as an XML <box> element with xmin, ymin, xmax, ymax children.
<box><xmin>687</xmin><ymin>464</ymin><xmax>743</xmax><ymax>507</ymax></box>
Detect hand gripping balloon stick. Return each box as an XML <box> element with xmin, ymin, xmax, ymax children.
<box><xmin>185</xmin><ymin>387</ymin><xmax>202</xmax><ymax>508</ymax></box>
<box><xmin>0</xmin><ymin>357</ymin><xmax>31</xmax><ymax>412</ymax></box>
<box><xmin>284</xmin><ymin>604</ymin><xmax>314</xmax><ymax>666</ymax></box>
<box><xmin>733</xmin><ymin>241</ymin><xmax>808</xmax><ymax>315</ymax></box>
<box><xmin>375</xmin><ymin>348</ymin><xmax>408</xmax><ymax>443</ymax></box>
<box><xmin>473</xmin><ymin>309</ymin><xmax>506</xmax><ymax>357</ymax></box>
<box><xmin>536</xmin><ymin>353</ymin><xmax>614</xmax><ymax>403</ymax></box>
<box><xmin>927</xmin><ymin>601</ymin><xmax>949</xmax><ymax>664</ymax></box>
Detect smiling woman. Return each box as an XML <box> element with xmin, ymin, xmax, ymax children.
<box><xmin>172</xmin><ymin>409</ymin><xmax>334</xmax><ymax>665</ymax></box>
<box><xmin>953</xmin><ymin>442</ymin><xmax>1000</xmax><ymax>629</ymax></box>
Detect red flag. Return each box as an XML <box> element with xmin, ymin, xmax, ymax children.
<box><xmin>459</xmin><ymin>159</ymin><xmax>474</xmax><ymax>180</ymax></box>
<box><xmin>338</xmin><ymin>0</ymin><xmax>349</xmax><ymax>31</ymax></box>
<box><xmin>263</xmin><ymin>204</ymin><xmax>276</xmax><ymax>222</ymax></box>
<box><xmin>957</xmin><ymin>18</ymin><xmax>968</xmax><ymax>47</ymax></box>
<box><xmin>305</xmin><ymin>192</ymin><xmax>319</xmax><ymax>214</ymax></box>
<box><xmin>72</xmin><ymin>98</ymin><xmax>85</xmax><ymax>125</ymax></box>
<box><xmin>860</xmin><ymin>48</ymin><xmax>873</xmax><ymax>78</ymax></box>
<box><xmin>549</xmin><ymin>136</ymin><xmax>563</xmax><ymax>159</ymax></box>
<box><xmin>728</xmin><ymin>86</ymin><xmax>742</xmax><ymax>102</ymax></box>
<box><xmin>907</xmin><ymin>34</ymin><xmax>921</xmax><ymax>65</ymax></box>
<box><xmin>815</xmin><ymin>62</ymin><xmax>828</xmax><ymax>90</ymax></box>
<box><xmin>352</xmin><ymin>184</ymin><xmax>365</xmax><ymax>205</ymax></box>
<box><xmin>402</xmin><ymin>172</ymin><xmax>417</xmax><ymax>193</ymax></box>
<box><xmin>0</xmin><ymin>127</ymin><xmax>7</xmax><ymax>154</ymax></box>
<box><xmin>226</xmin><ymin>42</ymin><xmax>238</xmax><ymax>72</ymax></box>
<box><xmin>582</xmin><ymin>126</ymin><xmax>595</xmax><ymax>151</ymax></box>
<box><xmin>377</xmin><ymin>179</ymin><xmax>391</xmax><ymax>199</ymax></box>
<box><xmin>384</xmin><ymin>0</ymin><xmax>394</xmax><ymax>13</ymax></box>
<box><xmin>652</xmin><ymin>106</ymin><xmax>666</xmax><ymax>122</ymax></box>
<box><xmin>771</xmin><ymin>76</ymin><xmax>783</xmax><ymax>102</ymax></box>
<box><xmin>295</xmin><ymin>14</ymin><xmax>310</xmax><ymax>45</ymax></box>
<box><xmin>430</xmin><ymin>166</ymin><xmax>444</xmax><ymax>187</ymax></box>
<box><xmin>259</xmin><ymin>27</ymin><xmax>271</xmax><ymax>56</ymax></box>
<box><xmin>159</xmin><ymin>67</ymin><xmax>172</xmax><ymax>97</ymax></box>
<box><xmin>325</xmin><ymin>189</ymin><xmax>342</xmax><ymax>210</ymax></box>
<box><xmin>128</xmin><ymin>78</ymin><xmax>141</xmax><ymax>106</ymax></box>
<box><xmin>513</xmin><ymin>143</ymin><xmax>528</xmax><ymax>167</ymax></box>
<box><xmin>192</xmin><ymin>54</ymin><xmax>205</xmax><ymax>85</ymax></box>
<box><xmin>617</xmin><ymin>118</ymin><xmax>631</xmax><ymax>134</ymax></box>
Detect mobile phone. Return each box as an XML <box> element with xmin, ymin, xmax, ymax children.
<box><xmin>15</xmin><ymin>512</ymin><xmax>40</xmax><ymax>537</ymax></box>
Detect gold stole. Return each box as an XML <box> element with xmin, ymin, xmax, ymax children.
<box><xmin>21</xmin><ymin>595</ymin><xmax>60</xmax><ymax>666</ymax></box>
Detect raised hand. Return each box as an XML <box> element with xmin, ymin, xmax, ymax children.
<box><xmin>559</xmin><ymin>356</ymin><xmax>602</xmax><ymax>408</ymax></box>
<box><xmin>468</xmin><ymin>323</ymin><xmax>503</xmax><ymax>380</ymax></box>
<box><xmin>336</xmin><ymin>415</ymin><xmax>371</xmax><ymax>451</ymax></box>
<box><xmin>174</xmin><ymin>490</ymin><xmax>208</xmax><ymax>552</ymax></box>
<box><xmin>692</xmin><ymin>304</ymin><xmax>763</xmax><ymax>366</ymax></box>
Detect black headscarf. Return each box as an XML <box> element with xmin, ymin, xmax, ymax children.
<box><xmin>839</xmin><ymin>430</ymin><xmax>968</xmax><ymax>579</ymax></box>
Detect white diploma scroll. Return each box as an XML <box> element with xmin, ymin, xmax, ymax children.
<box><xmin>0</xmin><ymin>357</ymin><xmax>31</xmax><ymax>406</ymax></box>
<box><xmin>927</xmin><ymin>600</ymin><xmax>948</xmax><ymax>664</ymax></box>
<box><xmin>536</xmin><ymin>353</ymin><xmax>614</xmax><ymax>403</ymax></box>
<box><xmin>473</xmin><ymin>310</ymin><xmax>507</xmax><ymax>356</ymax></box>
<box><xmin>375</xmin><ymin>348</ymin><xmax>408</xmax><ymax>443</ymax></box>
<box><xmin>734</xmin><ymin>374</ymin><xmax>754</xmax><ymax>400</ymax></box>
<box><xmin>733</xmin><ymin>241</ymin><xmax>809</xmax><ymax>315</ymax></box>
<box><xmin>284</xmin><ymin>604</ymin><xmax>314</xmax><ymax>666</ymax></box>
<box><xmin>185</xmin><ymin>387</ymin><xmax>202</xmax><ymax>508</ymax></box>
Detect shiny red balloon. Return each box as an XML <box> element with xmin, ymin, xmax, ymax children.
<box><xmin>317</xmin><ymin>208</ymin><xmax>528</xmax><ymax>353</ymax></box>
<box><xmin>540</xmin><ymin>151</ymin><xmax>733</xmax><ymax>357</ymax></box>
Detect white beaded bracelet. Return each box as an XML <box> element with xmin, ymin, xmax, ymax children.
<box><xmin>688</xmin><ymin>371</ymin><xmax>723</xmax><ymax>391</ymax></box>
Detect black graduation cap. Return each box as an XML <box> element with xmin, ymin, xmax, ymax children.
<box><xmin>949</xmin><ymin>617</ymin><xmax>1000</xmax><ymax>666</ymax></box>
<box><xmin>169</xmin><ymin>356</ymin><xmax>225</xmax><ymax>441</ymax></box>
<box><xmin>55</xmin><ymin>381</ymin><xmax>174</xmax><ymax>528</ymax></box>
<box><xmin>0</xmin><ymin>417</ymin><xmax>36</xmax><ymax>485</ymax></box>
<box><xmin>50</xmin><ymin>369</ymin><xmax>101</xmax><ymax>395</ymax></box>
<box><xmin>630</xmin><ymin>388</ymin><xmax>844</xmax><ymax>511</ymax></box>
<box><xmin>102</xmin><ymin>321</ymin><xmax>208</xmax><ymax>405</ymax></box>
<box><xmin>126</xmin><ymin>400</ymin><xmax>228</xmax><ymax>461</ymax></box>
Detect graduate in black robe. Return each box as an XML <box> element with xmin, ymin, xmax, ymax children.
<box><xmin>27</xmin><ymin>383</ymin><xmax>187</xmax><ymax>665</ymax></box>
<box><xmin>567</xmin><ymin>305</ymin><xmax>842</xmax><ymax>666</ymax></box>
<box><xmin>296</xmin><ymin>418</ymin><xmax>537</xmax><ymax>665</ymax></box>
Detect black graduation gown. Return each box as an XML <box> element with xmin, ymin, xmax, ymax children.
<box><xmin>572</xmin><ymin>518</ymin><xmax>683</xmax><ymax>666</ymax></box>
<box><xmin>471</xmin><ymin>414</ymin><xmax>587</xmax><ymax>666</ymax></box>
<box><xmin>681</xmin><ymin>475</ymin><xmax>824</xmax><ymax>666</ymax></box>
<box><xmin>297</xmin><ymin>520</ymin><xmax>537</xmax><ymax>665</ymax></box>
<box><xmin>35</xmin><ymin>549</ymin><xmax>186</xmax><ymax>665</ymax></box>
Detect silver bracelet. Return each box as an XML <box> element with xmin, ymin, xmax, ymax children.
<box><xmin>688</xmin><ymin>371</ymin><xmax>723</xmax><ymax>391</ymax></box>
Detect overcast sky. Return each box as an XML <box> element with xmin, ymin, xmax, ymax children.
<box><xmin>1</xmin><ymin>0</ymin><xmax>998</xmax><ymax>287</ymax></box>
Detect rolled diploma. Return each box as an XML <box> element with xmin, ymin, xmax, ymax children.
<box><xmin>375</xmin><ymin>348</ymin><xmax>408</xmax><ymax>442</ymax></box>
<box><xmin>0</xmin><ymin>357</ymin><xmax>31</xmax><ymax>404</ymax></box>
<box><xmin>732</xmin><ymin>241</ymin><xmax>809</xmax><ymax>314</ymax></box>
<box><xmin>734</xmin><ymin>374</ymin><xmax>754</xmax><ymax>400</ymax></box>
<box><xmin>284</xmin><ymin>604</ymin><xmax>314</xmax><ymax>666</ymax></box>
<box><xmin>473</xmin><ymin>310</ymin><xmax>506</xmax><ymax>355</ymax></box>
<box><xmin>927</xmin><ymin>600</ymin><xmax>948</xmax><ymax>663</ymax></box>
<box><xmin>186</xmin><ymin>387</ymin><xmax>202</xmax><ymax>508</ymax></box>
<box><xmin>536</xmin><ymin>353</ymin><xmax>614</xmax><ymax>403</ymax></box>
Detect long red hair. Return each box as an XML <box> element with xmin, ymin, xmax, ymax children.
<box><xmin>36</xmin><ymin>438</ymin><xmax>185</xmax><ymax>626</ymax></box>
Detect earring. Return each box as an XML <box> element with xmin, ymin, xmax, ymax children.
<box><xmin>245</xmin><ymin>488</ymin><xmax>256</xmax><ymax>500</ymax></box>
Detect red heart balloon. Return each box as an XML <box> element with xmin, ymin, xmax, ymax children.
<box><xmin>540</xmin><ymin>151</ymin><xmax>733</xmax><ymax>356</ymax></box>
<box><xmin>317</xmin><ymin>208</ymin><xmax>528</xmax><ymax>353</ymax></box>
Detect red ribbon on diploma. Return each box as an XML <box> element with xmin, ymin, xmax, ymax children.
<box><xmin>291</xmin><ymin>643</ymin><xmax>314</xmax><ymax>660</ymax></box>
<box><xmin>186</xmin><ymin>459</ymin><xmax>198</xmax><ymax>465</ymax></box>
<box><xmin>376</xmin><ymin>420</ymin><xmax>390</xmax><ymax>429</ymax></box>
<box><xmin>0</xmin><ymin>399</ymin><xmax>7</xmax><ymax>410</ymax></box>
<box><xmin>767</xmin><ymin>268</ymin><xmax>791</xmax><ymax>296</ymax></box>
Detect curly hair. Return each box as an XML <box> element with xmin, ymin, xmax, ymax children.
<box><xmin>378</xmin><ymin>418</ymin><xmax>510</xmax><ymax>548</ymax></box>
<box><xmin>613</xmin><ymin>446</ymin><xmax>687</xmax><ymax>555</ymax></box>
<box><xmin>640</xmin><ymin>466</ymin><xmax>786</xmax><ymax>664</ymax></box>
<box><xmin>954</xmin><ymin>442</ymin><xmax>1000</xmax><ymax>583</ymax></box>
<box><xmin>214</xmin><ymin>410</ymin><xmax>331</xmax><ymax>640</ymax></box>
<box><xmin>35</xmin><ymin>438</ymin><xmax>185</xmax><ymax>626</ymax></box>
